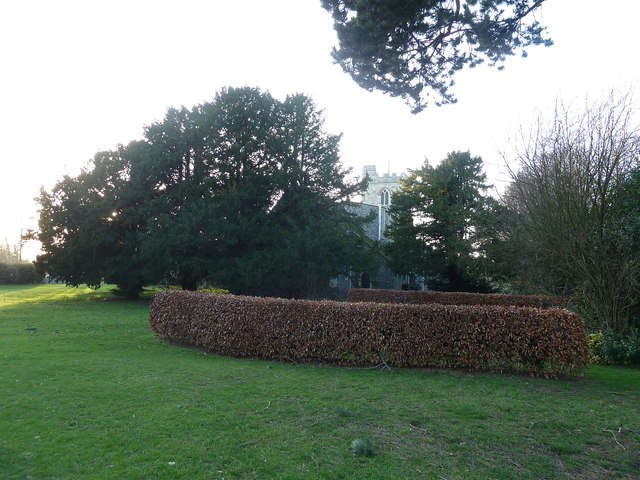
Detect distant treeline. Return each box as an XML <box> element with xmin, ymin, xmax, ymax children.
<box><xmin>0</xmin><ymin>263</ymin><xmax>41</xmax><ymax>284</ymax></box>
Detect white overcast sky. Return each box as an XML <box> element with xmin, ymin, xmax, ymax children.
<box><xmin>1</xmin><ymin>0</ymin><xmax>639</xmax><ymax>258</ymax></box>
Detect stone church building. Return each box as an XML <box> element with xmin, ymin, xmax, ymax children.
<box><xmin>334</xmin><ymin>165</ymin><xmax>418</xmax><ymax>295</ymax></box>
<box><xmin>354</xmin><ymin>164</ymin><xmax>405</xmax><ymax>242</ymax></box>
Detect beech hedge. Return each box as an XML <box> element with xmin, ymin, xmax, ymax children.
<box><xmin>347</xmin><ymin>288</ymin><xmax>567</xmax><ymax>309</ymax></box>
<box><xmin>149</xmin><ymin>291</ymin><xmax>588</xmax><ymax>376</ymax></box>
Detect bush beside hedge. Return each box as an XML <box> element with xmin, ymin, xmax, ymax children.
<box><xmin>347</xmin><ymin>288</ymin><xmax>567</xmax><ymax>309</ymax></box>
<box><xmin>149</xmin><ymin>291</ymin><xmax>588</xmax><ymax>376</ymax></box>
<box><xmin>588</xmin><ymin>329</ymin><xmax>640</xmax><ymax>365</ymax></box>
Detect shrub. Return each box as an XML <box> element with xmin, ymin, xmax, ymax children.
<box><xmin>149</xmin><ymin>291</ymin><xmax>588</xmax><ymax>376</ymax></box>
<box><xmin>347</xmin><ymin>288</ymin><xmax>567</xmax><ymax>309</ymax></box>
<box><xmin>600</xmin><ymin>330</ymin><xmax>628</xmax><ymax>364</ymax></box>
<box><xmin>626</xmin><ymin>329</ymin><xmax>640</xmax><ymax>364</ymax></box>
<box><xmin>591</xmin><ymin>328</ymin><xmax>640</xmax><ymax>365</ymax></box>
<box><xmin>587</xmin><ymin>332</ymin><xmax>604</xmax><ymax>364</ymax></box>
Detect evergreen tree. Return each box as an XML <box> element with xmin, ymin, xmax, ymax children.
<box><xmin>385</xmin><ymin>151</ymin><xmax>495</xmax><ymax>291</ymax></box>
<box><xmin>322</xmin><ymin>0</ymin><xmax>551</xmax><ymax>112</ymax></box>
<box><xmin>35</xmin><ymin>141</ymin><xmax>155</xmax><ymax>298</ymax></box>
<box><xmin>254</xmin><ymin>94</ymin><xmax>374</xmax><ymax>298</ymax></box>
<box><xmin>34</xmin><ymin>87</ymin><xmax>374</xmax><ymax>298</ymax></box>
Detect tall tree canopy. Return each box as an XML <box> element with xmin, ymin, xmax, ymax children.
<box><xmin>34</xmin><ymin>87</ymin><xmax>371</xmax><ymax>298</ymax></box>
<box><xmin>257</xmin><ymin>94</ymin><xmax>376</xmax><ymax>297</ymax></box>
<box><xmin>35</xmin><ymin>141</ymin><xmax>157</xmax><ymax>298</ymax></box>
<box><xmin>321</xmin><ymin>0</ymin><xmax>551</xmax><ymax>112</ymax></box>
<box><xmin>34</xmin><ymin>135</ymin><xmax>210</xmax><ymax>298</ymax></box>
<box><xmin>141</xmin><ymin>88</ymin><xmax>282</xmax><ymax>291</ymax></box>
<box><xmin>385</xmin><ymin>151</ymin><xmax>498</xmax><ymax>291</ymax></box>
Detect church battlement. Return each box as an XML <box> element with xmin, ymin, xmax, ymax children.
<box><xmin>362</xmin><ymin>165</ymin><xmax>405</xmax><ymax>206</ymax></box>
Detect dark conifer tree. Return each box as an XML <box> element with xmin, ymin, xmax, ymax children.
<box><xmin>322</xmin><ymin>0</ymin><xmax>551</xmax><ymax>112</ymax></box>
<box><xmin>385</xmin><ymin>151</ymin><xmax>495</xmax><ymax>291</ymax></box>
<box><xmin>35</xmin><ymin>87</ymin><xmax>373</xmax><ymax>297</ymax></box>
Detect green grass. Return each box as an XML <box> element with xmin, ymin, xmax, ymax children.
<box><xmin>1</xmin><ymin>285</ymin><xmax>639</xmax><ymax>479</ymax></box>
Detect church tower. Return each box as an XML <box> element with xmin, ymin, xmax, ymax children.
<box><xmin>360</xmin><ymin>165</ymin><xmax>406</xmax><ymax>241</ymax></box>
<box><xmin>335</xmin><ymin>164</ymin><xmax>412</xmax><ymax>293</ymax></box>
<box><xmin>362</xmin><ymin>165</ymin><xmax>405</xmax><ymax>207</ymax></box>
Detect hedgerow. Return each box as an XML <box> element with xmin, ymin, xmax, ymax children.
<box><xmin>149</xmin><ymin>291</ymin><xmax>588</xmax><ymax>376</ymax></box>
<box><xmin>0</xmin><ymin>263</ymin><xmax>41</xmax><ymax>284</ymax></box>
<box><xmin>347</xmin><ymin>288</ymin><xmax>567</xmax><ymax>308</ymax></box>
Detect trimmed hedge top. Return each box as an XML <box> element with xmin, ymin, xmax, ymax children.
<box><xmin>347</xmin><ymin>288</ymin><xmax>568</xmax><ymax>308</ymax></box>
<box><xmin>150</xmin><ymin>291</ymin><xmax>587</xmax><ymax>376</ymax></box>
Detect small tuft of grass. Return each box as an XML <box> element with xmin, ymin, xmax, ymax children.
<box><xmin>548</xmin><ymin>441</ymin><xmax>584</xmax><ymax>455</ymax></box>
<box><xmin>337</xmin><ymin>406</ymin><xmax>351</xmax><ymax>417</ymax></box>
<box><xmin>351</xmin><ymin>438</ymin><xmax>376</xmax><ymax>457</ymax></box>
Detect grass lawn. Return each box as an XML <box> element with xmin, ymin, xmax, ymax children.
<box><xmin>1</xmin><ymin>285</ymin><xmax>639</xmax><ymax>479</ymax></box>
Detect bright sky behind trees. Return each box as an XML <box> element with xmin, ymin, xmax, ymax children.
<box><xmin>1</xmin><ymin>0</ymin><xmax>638</xmax><ymax>259</ymax></box>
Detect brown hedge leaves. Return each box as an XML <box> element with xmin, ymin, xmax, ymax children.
<box><xmin>149</xmin><ymin>291</ymin><xmax>587</xmax><ymax>376</ymax></box>
<box><xmin>347</xmin><ymin>288</ymin><xmax>568</xmax><ymax>308</ymax></box>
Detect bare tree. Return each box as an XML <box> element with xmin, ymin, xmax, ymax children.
<box><xmin>0</xmin><ymin>238</ymin><xmax>21</xmax><ymax>264</ymax></box>
<box><xmin>506</xmin><ymin>91</ymin><xmax>640</xmax><ymax>332</ymax></box>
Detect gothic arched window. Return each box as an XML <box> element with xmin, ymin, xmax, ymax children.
<box><xmin>380</xmin><ymin>189</ymin><xmax>390</xmax><ymax>206</ymax></box>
